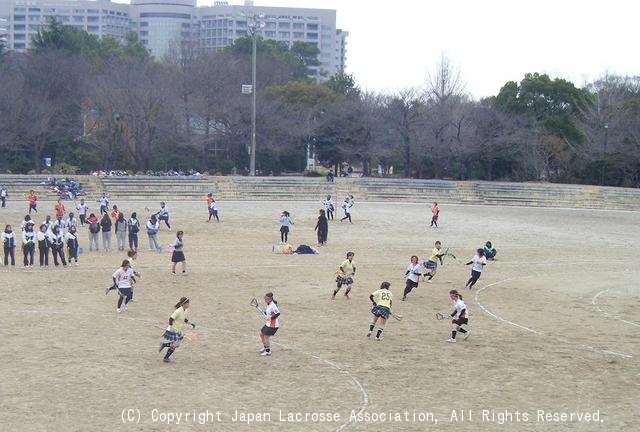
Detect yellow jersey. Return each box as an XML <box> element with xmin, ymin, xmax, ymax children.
<box><xmin>170</xmin><ymin>307</ymin><xmax>187</xmax><ymax>332</ymax></box>
<box><xmin>371</xmin><ymin>289</ymin><xmax>392</xmax><ymax>308</ymax></box>
<box><xmin>339</xmin><ymin>259</ymin><xmax>356</xmax><ymax>277</ymax></box>
<box><xmin>429</xmin><ymin>247</ymin><xmax>442</xmax><ymax>263</ymax></box>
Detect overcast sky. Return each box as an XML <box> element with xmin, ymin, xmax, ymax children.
<box><xmin>115</xmin><ymin>0</ymin><xmax>640</xmax><ymax>99</ymax></box>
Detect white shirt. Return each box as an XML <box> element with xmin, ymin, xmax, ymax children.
<box><xmin>66</xmin><ymin>217</ymin><xmax>78</xmax><ymax>229</ymax></box>
<box><xmin>280</xmin><ymin>216</ymin><xmax>293</xmax><ymax>227</ymax></box>
<box><xmin>264</xmin><ymin>301</ymin><xmax>280</xmax><ymax>328</ymax></box>
<box><xmin>64</xmin><ymin>231</ymin><xmax>79</xmax><ymax>243</ymax></box>
<box><xmin>210</xmin><ymin>201</ymin><xmax>218</xmax><ymax>211</ymax></box>
<box><xmin>112</xmin><ymin>267</ymin><xmax>135</xmax><ymax>289</ymax></box>
<box><xmin>453</xmin><ymin>299</ymin><xmax>468</xmax><ymax>319</ymax></box>
<box><xmin>53</xmin><ymin>219</ymin><xmax>67</xmax><ymax>231</ymax></box>
<box><xmin>406</xmin><ymin>262</ymin><xmax>423</xmax><ymax>283</ymax></box>
<box><xmin>158</xmin><ymin>206</ymin><xmax>169</xmax><ymax>217</ymax></box>
<box><xmin>146</xmin><ymin>220</ymin><xmax>159</xmax><ymax>234</ymax></box>
<box><xmin>99</xmin><ymin>196</ymin><xmax>109</xmax><ymax>207</ymax></box>
<box><xmin>22</xmin><ymin>230</ymin><xmax>36</xmax><ymax>246</ymax></box>
<box><xmin>76</xmin><ymin>202</ymin><xmax>88</xmax><ymax>216</ymax></box>
<box><xmin>472</xmin><ymin>254</ymin><xmax>487</xmax><ymax>272</ymax></box>
<box><xmin>36</xmin><ymin>231</ymin><xmax>48</xmax><ymax>242</ymax></box>
<box><xmin>323</xmin><ymin>198</ymin><xmax>334</xmax><ymax>212</ymax></box>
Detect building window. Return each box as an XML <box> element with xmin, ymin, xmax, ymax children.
<box><xmin>264</xmin><ymin>31</ymin><xmax>276</xmax><ymax>38</ymax></box>
<box><xmin>307</xmin><ymin>33</ymin><xmax>318</xmax><ymax>40</ymax></box>
<box><xmin>87</xmin><ymin>26</ymin><xmax>99</xmax><ymax>32</ymax></box>
<box><xmin>278</xmin><ymin>31</ymin><xmax>290</xmax><ymax>38</ymax></box>
<box><xmin>28</xmin><ymin>8</ymin><xmax>41</xmax><ymax>12</ymax></box>
<box><xmin>293</xmin><ymin>32</ymin><xmax>304</xmax><ymax>39</ymax></box>
<box><xmin>14</xmin><ymin>33</ymin><xmax>26</xmax><ymax>40</ymax></box>
<box><xmin>14</xmin><ymin>15</ymin><xmax>26</xmax><ymax>22</ymax></box>
<box><xmin>278</xmin><ymin>22</ymin><xmax>290</xmax><ymax>29</ymax></box>
<box><xmin>14</xmin><ymin>43</ymin><xmax>26</xmax><ymax>49</ymax></box>
<box><xmin>88</xmin><ymin>16</ymin><xmax>99</xmax><ymax>23</ymax></box>
<box><xmin>236</xmin><ymin>30</ymin><xmax>247</xmax><ymax>36</ymax></box>
<box><xmin>14</xmin><ymin>24</ymin><xmax>26</xmax><ymax>31</ymax></box>
<box><xmin>307</xmin><ymin>24</ymin><xmax>318</xmax><ymax>30</ymax></box>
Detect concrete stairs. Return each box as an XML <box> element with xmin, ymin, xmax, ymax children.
<box><xmin>2</xmin><ymin>175</ymin><xmax>639</xmax><ymax>210</ymax></box>
<box><xmin>98</xmin><ymin>176</ymin><xmax>215</xmax><ymax>201</ymax></box>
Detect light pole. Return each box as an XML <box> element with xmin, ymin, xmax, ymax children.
<box><xmin>601</xmin><ymin>123</ymin><xmax>609</xmax><ymax>186</ymax></box>
<box><xmin>247</xmin><ymin>14</ymin><xmax>264</xmax><ymax>176</ymax></box>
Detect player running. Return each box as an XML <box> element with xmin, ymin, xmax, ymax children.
<box><xmin>447</xmin><ymin>290</ymin><xmax>470</xmax><ymax>343</ymax></box>
<box><xmin>422</xmin><ymin>240</ymin><xmax>446</xmax><ymax>283</ymax></box>
<box><xmin>465</xmin><ymin>249</ymin><xmax>487</xmax><ymax>290</ymax></box>
<box><xmin>332</xmin><ymin>252</ymin><xmax>356</xmax><ymax>300</ymax></box>
<box><xmin>402</xmin><ymin>256</ymin><xmax>423</xmax><ymax>301</ymax></box>
<box><xmin>159</xmin><ymin>297</ymin><xmax>196</xmax><ymax>363</ymax></box>
<box><xmin>259</xmin><ymin>292</ymin><xmax>280</xmax><ymax>356</ymax></box>
<box><xmin>368</xmin><ymin>281</ymin><xmax>393</xmax><ymax>341</ymax></box>
<box><xmin>112</xmin><ymin>260</ymin><xmax>136</xmax><ymax>313</ymax></box>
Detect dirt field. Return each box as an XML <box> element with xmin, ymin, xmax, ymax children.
<box><xmin>2</xmin><ymin>200</ymin><xmax>638</xmax><ymax>432</ymax></box>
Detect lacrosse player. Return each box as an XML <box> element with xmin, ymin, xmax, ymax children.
<box><xmin>322</xmin><ymin>195</ymin><xmax>335</xmax><ymax>220</ymax></box>
<box><xmin>156</xmin><ymin>202</ymin><xmax>171</xmax><ymax>230</ymax></box>
<box><xmin>259</xmin><ymin>292</ymin><xmax>280</xmax><ymax>356</ymax></box>
<box><xmin>423</xmin><ymin>240</ymin><xmax>446</xmax><ymax>283</ymax></box>
<box><xmin>207</xmin><ymin>194</ymin><xmax>220</xmax><ymax>222</ymax></box>
<box><xmin>279</xmin><ymin>211</ymin><xmax>293</xmax><ymax>244</ymax></box>
<box><xmin>332</xmin><ymin>252</ymin><xmax>356</xmax><ymax>299</ymax></box>
<box><xmin>170</xmin><ymin>230</ymin><xmax>187</xmax><ymax>276</ymax></box>
<box><xmin>159</xmin><ymin>297</ymin><xmax>195</xmax><ymax>363</ymax></box>
<box><xmin>402</xmin><ymin>256</ymin><xmax>423</xmax><ymax>301</ymax></box>
<box><xmin>483</xmin><ymin>241</ymin><xmax>497</xmax><ymax>260</ymax></box>
<box><xmin>339</xmin><ymin>197</ymin><xmax>353</xmax><ymax>223</ymax></box>
<box><xmin>368</xmin><ymin>282</ymin><xmax>393</xmax><ymax>341</ymax></box>
<box><xmin>430</xmin><ymin>202</ymin><xmax>440</xmax><ymax>227</ymax></box>
<box><xmin>112</xmin><ymin>260</ymin><xmax>135</xmax><ymax>313</ymax></box>
<box><xmin>447</xmin><ymin>290</ymin><xmax>469</xmax><ymax>342</ymax></box>
<box><xmin>465</xmin><ymin>249</ymin><xmax>487</xmax><ymax>289</ymax></box>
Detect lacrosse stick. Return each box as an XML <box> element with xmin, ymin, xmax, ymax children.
<box><xmin>390</xmin><ymin>312</ymin><xmax>403</xmax><ymax>321</ymax></box>
<box><xmin>250</xmin><ymin>298</ymin><xmax>266</xmax><ymax>317</ymax></box>
<box><xmin>435</xmin><ymin>312</ymin><xmax>449</xmax><ymax>321</ymax></box>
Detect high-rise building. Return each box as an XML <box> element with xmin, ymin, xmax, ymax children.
<box><xmin>0</xmin><ymin>0</ymin><xmax>348</xmax><ymax>77</ymax></box>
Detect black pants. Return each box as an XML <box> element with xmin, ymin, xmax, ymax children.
<box><xmin>23</xmin><ymin>244</ymin><xmax>35</xmax><ymax>266</ymax></box>
<box><xmin>38</xmin><ymin>240</ymin><xmax>49</xmax><ymax>266</ymax></box>
<box><xmin>3</xmin><ymin>246</ymin><xmax>15</xmax><ymax>266</ymax></box>
<box><xmin>68</xmin><ymin>245</ymin><xmax>78</xmax><ymax>262</ymax></box>
<box><xmin>51</xmin><ymin>244</ymin><xmax>67</xmax><ymax>266</ymax></box>
<box><xmin>79</xmin><ymin>214</ymin><xmax>86</xmax><ymax>226</ymax></box>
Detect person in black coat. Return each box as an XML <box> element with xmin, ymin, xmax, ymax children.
<box><xmin>315</xmin><ymin>209</ymin><xmax>328</xmax><ymax>246</ymax></box>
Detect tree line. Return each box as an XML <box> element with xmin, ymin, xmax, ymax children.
<box><xmin>0</xmin><ymin>18</ymin><xmax>638</xmax><ymax>187</ymax></box>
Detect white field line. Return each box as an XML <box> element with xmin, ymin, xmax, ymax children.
<box><xmin>17</xmin><ymin>307</ymin><xmax>368</xmax><ymax>432</ymax></box>
<box><xmin>474</xmin><ymin>277</ymin><xmax>633</xmax><ymax>359</ymax></box>
<box><xmin>592</xmin><ymin>289</ymin><xmax>640</xmax><ymax>328</ymax></box>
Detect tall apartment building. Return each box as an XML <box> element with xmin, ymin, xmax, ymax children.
<box><xmin>0</xmin><ymin>0</ymin><xmax>348</xmax><ymax>77</ymax></box>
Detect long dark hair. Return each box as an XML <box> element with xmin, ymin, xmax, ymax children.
<box><xmin>174</xmin><ymin>297</ymin><xmax>189</xmax><ymax>309</ymax></box>
<box><xmin>265</xmin><ymin>292</ymin><xmax>278</xmax><ymax>305</ymax></box>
